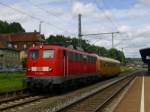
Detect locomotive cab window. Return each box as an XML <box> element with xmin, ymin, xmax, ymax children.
<box><xmin>30</xmin><ymin>50</ymin><xmax>38</xmax><ymax>59</ymax></box>
<box><xmin>43</xmin><ymin>50</ymin><xmax>54</xmax><ymax>58</ymax></box>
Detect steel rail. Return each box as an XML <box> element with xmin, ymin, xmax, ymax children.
<box><xmin>94</xmin><ymin>76</ymin><xmax>135</xmax><ymax>112</ymax></box>
<box><xmin>55</xmin><ymin>75</ymin><xmax>135</xmax><ymax>112</ymax></box>
<box><xmin>0</xmin><ymin>95</ymin><xmax>48</xmax><ymax>111</ymax></box>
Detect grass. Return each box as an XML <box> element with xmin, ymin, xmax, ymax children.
<box><xmin>0</xmin><ymin>72</ymin><xmax>25</xmax><ymax>93</ymax></box>
<box><xmin>121</xmin><ymin>66</ymin><xmax>137</xmax><ymax>73</ymax></box>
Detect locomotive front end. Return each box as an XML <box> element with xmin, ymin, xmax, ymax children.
<box><xmin>24</xmin><ymin>45</ymin><xmax>63</xmax><ymax>90</ymax></box>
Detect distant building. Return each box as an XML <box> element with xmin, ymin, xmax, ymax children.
<box><xmin>0</xmin><ymin>32</ymin><xmax>45</xmax><ymax>70</ymax></box>
<box><xmin>0</xmin><ymin>40</ymin><xmax>20</xmax><ymax>71</ymax></box>
<box><xmin>0</xmin><ymin>32</ymin><xmax>45</xmax><ymax>60</ymax></box>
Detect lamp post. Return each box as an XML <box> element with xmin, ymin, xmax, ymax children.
<box><xmin>39</xmin><ymin>21</ymin><xmax>43</xmax><ymax>33</ymax></box>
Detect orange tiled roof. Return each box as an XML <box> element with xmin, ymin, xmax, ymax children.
<box><xmin>0</xmin><ymin>32</ymin><xmax>44</xmax><ymax>42</ymax></box>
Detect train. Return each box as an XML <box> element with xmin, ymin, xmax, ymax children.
<box><xmin>24</xmin><ymin>45</ymin><xmax>121</xmax><ymax>90</ymax></box>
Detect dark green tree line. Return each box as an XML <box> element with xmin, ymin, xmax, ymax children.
<box><xmin>0</xmin><ymin>20</ymin><xmax>25</xmax><ymax>33</ymax></box>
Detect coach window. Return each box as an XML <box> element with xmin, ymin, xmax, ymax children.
<box><xmin>83</xmin><ymin>55</ymin><xmax>88</xmax><ymax>62</ymax></box>
<box><xmin>73</xmin><ymin>53</ymin><xmax>77</xmax><ymax>61</ymax></box>
<box><xmin>93</xmin><ymin>57</ymin><xmax>96</xmax><ymax>63</ymax></box>
<box><xmin>30</xmin><ymin>50</ymin><xmax>38</xmax><ymax>59</ymax></box>
<box><xmin>80</xmin><ymin>54</ymin><xmax>82</xmax><ymax>61</ymax></box>
<box><xmin>77</xmin><ymin>54</ymin><xmax>80</xmax><ymax>61</ymax></box>
<box><xmin>75</xmin><ymin>53</ymin><xmax>78</xmax><ymax>61</ymax></box>
<box><xmin>43</xmin><ymin>50</ymin><xmax>54</xmax><ymax>58</ymax></box>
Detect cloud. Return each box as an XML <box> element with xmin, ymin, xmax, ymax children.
<box><xmin>1</xmin><ymin>0</ymin><xmax>150</xmax><ymax>58</ymax></box>
<box><xmin>139</xmin><ymin>0</ymin><xmax>150</xmax><ymax>5</ymax></box>
<box><xmin>72</xmin><ymin>2</ymin><xmax>97</xmax><ymax>16</ymax></box>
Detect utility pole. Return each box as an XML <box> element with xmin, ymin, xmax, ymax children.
<box><xmin>112</xmin><ymin>33</ymin><xmax>115</xmax><ymax>48</ymax></box>
<box><xmin>78</xmin><ymin>14</ymin><xmax>82</xmax><ymax>47</ymax></box>
<box><xmin>77</xmin><ymin>14</ymin><xmax>119</xmax><ymax>48</ymax></box>
<box><xmin>39</xmin><ymin>21</ymin><xmax>43</xmax><ymax>33</ymax></box>
<box><xmin>83</xmin><ymin>32</ymin><xmax>119</xmax><ymax>48</ymax></box>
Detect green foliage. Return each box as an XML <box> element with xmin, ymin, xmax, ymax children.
<box><xmin>108</xmin><ymin>48</ymin><xmax>125</xmax><ymax>63</ymax></box>
<box><xmin>126</xmin><ymin>58</ymin><xmax>143</xmax><ymax>65</ymax></box>
<box><xmin>0</xmin><ymin>72</ymin><xmax>24</xmax><ymax>93</ymax></box>
<box><xmin>46</xmin><ymin>35</ymin><xmax>125</xmax><ymax>63</ymax></box>
<box><xmin>0</xmin><ymin>20</ymin><xmax>25</xmax><ymax>33</ymax></box>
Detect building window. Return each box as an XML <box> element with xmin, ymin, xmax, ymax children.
<box><xmin>8</xmin><ymin>43</ymin><xmax>12</xmax><ymax>48</ymax></box>
<box><xmin>32</xmin><ymin>44</ymin><xmax>35</xmax><ymax>47</ymax></box>
<box><xmin>14</xmin><ymin>45</ymin><xmax>17</xmax><ymax>48</ymax></box>
<box><xmin>24</xmin><ymin>44</ymin><xmax>27</xmax><ymax>49</ymax></box>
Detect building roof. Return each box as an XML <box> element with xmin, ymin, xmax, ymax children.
<box><xmin>0</xmin><ymin>32</ymin><xmax>45</xmax><ymax>42</ymax></box>
<box><xmin>0</xmin><ymin>32</ymin><xmax>45</xmax><ymax>51</ymax></box>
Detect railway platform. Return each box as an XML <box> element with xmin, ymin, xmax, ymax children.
<box><xmin>114</xmin><ymin>72</ymin><xmax>149</xmax><ymax>112</ymax></box>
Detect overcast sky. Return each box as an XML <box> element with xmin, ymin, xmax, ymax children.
<box><xmin>0</xmin><ymin>0</ymin><xmax>150</xmax><ymax>58</ymax></box>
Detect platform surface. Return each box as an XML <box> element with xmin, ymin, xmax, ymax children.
<box><xmin>114</xmin><ymin>73</ymin><xmax>150</xmax><ymax>112</ymax></box>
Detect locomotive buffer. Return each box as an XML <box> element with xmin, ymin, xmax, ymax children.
<box><xmin>140</xmin><ymin>48</ymin><xmax>150</xmax><ymax>72</ymax></box>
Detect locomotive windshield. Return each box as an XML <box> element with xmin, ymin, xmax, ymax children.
<box><xmin>43</xmin><ymin>50</ymin><xmax>54</xmax><ymax>58</ymax></box>
<box><xmin>30</xmin><ymin>50</ymin><xmax>38</xmax><ymax>59</ymax></box>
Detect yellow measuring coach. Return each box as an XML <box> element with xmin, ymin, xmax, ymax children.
<box><xmin>96</xmin><ymin>56</ymin><xmax>121</xmax><ymax>77</ymax></box>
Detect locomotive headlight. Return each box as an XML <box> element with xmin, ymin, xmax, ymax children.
<box><xmin>27</xmin><ymin>68</ymin><xmax>31</xmax><ymax>71</ymax></box>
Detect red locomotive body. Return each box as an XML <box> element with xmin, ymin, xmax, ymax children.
<box><xmin>25</xmin><ymin>45</ymin><xmax>98</xmax><ymax>89</ymax></box>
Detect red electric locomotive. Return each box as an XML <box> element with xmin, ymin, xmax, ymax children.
<box><xmin>25</xmin><ymin>45</ymin><xmax>99</xmax><ymax>90</ymax></box>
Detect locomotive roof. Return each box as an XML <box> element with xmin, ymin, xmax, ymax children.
<box><xmin>29</xmin><ymin>45</ymin><xmax>96</xmax><ymax>56</ymax></box>
<box><xmin>29</xmin><ymin>45</ymin><xmax>120</xmax><ymax>64</ymax></box>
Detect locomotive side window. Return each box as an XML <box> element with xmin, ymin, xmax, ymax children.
<box><xmin>43</xmin><ymin>50</ymin><xmax>54</xmax><ymax>58</ymax></box>
<box><xmin>30</xmin><ymin>50</ymin><xmax>38</xmax><ymax>59</ymax></box>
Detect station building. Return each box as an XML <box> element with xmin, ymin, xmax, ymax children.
<box><xmin>0</xmin><ymin>40</ymin><xmax>20</xmax><ymax>70</ymax></box>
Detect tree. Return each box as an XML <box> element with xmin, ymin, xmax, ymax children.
<box><xmin>0</xmin><ymin>20</ymin><xmax>25</xmax><ymax>33</ymax></box>
<box><xmin>9</xmin><ymin>22</ymin><xmax>25</xmax><ymax>33</ymax></box>
<box><xmin>108</xmin><ymin>48</ymin><xmax>125</xmax><ymax>63</ymax></box>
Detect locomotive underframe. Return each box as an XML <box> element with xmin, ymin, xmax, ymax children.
<box><xmin>24</xmin><ymin>73</ymin><xmax>100</xmax><ymax>90</ymax></box>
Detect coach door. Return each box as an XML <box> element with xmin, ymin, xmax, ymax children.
<box><xmin>63</xmin><ymin>51</ymin><xmax>68</xmax><ymax>77</ymax></box>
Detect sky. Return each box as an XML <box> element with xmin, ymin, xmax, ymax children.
<box><xmin>0</xmin><ymin>0</ymin><xmax>150</xmax><ymax>58</ymax></box>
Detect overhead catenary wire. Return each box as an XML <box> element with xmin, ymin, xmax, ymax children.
<box><xmin>101</xmin><ymin>0</ymin><xmax>121</xmax><ymax>31</ymax></box>
<box><xmin>95</xmin><ymin>0</ymin><xmax>119</xmax><ymax>32</ymax></box>
<box><xmin>0</xmin><ymin>1</ymin><xmax>71</xmax><ymax>34</ymax></box>
<box><xmin>26</xmin><ymin>0</ymin><xmax>72</xmax><ymax>29</ymax></box>
<box><xmin>99</xmin><ymin>0</ymin><xmax>136</xmax><ymax>49</ymax></box>
<box><xmin>25</xmin><ymin>0</ymin><xmax>78</xmax><ymax>36</ymax></box>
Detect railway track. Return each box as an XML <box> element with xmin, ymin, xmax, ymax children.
<box><xmin>55</xmin><ymin>75</ymin><xmax>135</xmax><ymax>112</ymax></box>
<box><xmin>0</xmin><ymin>89</ymin><xmax>28</xmax><ymax>102</ymax></box>
<box><xmin>0</xmin><ymin>71</ymin><xmax>140</xmax><ymax>112</ymax></box>
<box><xmin>0</xmin><ymin>95</ymin><xmax>49</xmax><ymax>111</ymax></box>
